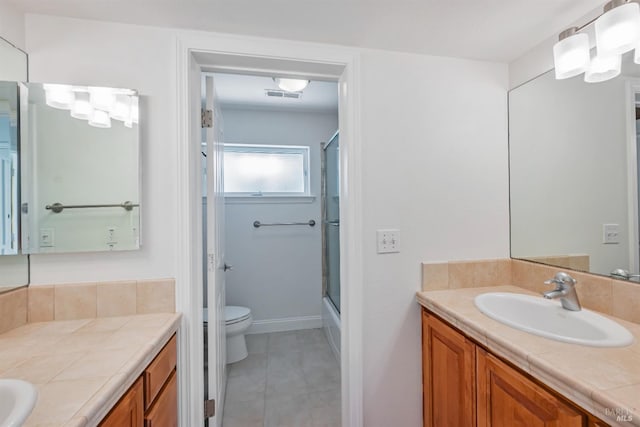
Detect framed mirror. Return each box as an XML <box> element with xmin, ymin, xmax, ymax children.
<box><xmin>20</xmin><ymin>83</ymin><xmax>141</xmax><ymax>254</ymax></box>
<box><xmin>509</xmin><ymin>55</ymin><xmax>640</xmax><ymax>278</ymax></box>
<box><xmin>0</xmin><ymin>36</ymin><xmax>28</xmax><ymax>292</ymax></box>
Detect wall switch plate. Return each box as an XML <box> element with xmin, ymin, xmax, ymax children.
<box><xmin>39</xmin><ymin>228</ymin><xmax>54</xmax><ymax>247</ymax></box>
<box><xmin>603</xmin><ymin>223</ymin><xmax>620</xmax><ymax>244</ymax></box>
<box><xmin>376</xmin><ymin>229</ymin><xmax>400</xmax><ymax>253</ymax></box>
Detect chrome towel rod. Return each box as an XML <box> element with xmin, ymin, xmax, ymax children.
<box><xmin>46</xmin><ymin>201</ymin><xmax>139</xmax><ymax>214</ymax></box>
<box><xmin>253</xmin><ymin>220</ymin><xmax>316</xmax><ymax>228</ymax></box>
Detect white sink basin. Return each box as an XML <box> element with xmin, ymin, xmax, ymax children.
<box><xmin>474</xmin><ymin>292</ymin><xmax>634</xmax><ymax>347</ymax></box>
<box><xmin>0</xmin><ymin>379</ymin><xmax>37</xmax><ymax>427</ymax></box>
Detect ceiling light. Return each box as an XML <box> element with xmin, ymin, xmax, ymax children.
<box><xmin>70</xmin><ymin>92</ymin><xmax>93</xmax><ymax>120</ymax></box>
<box><xmin>553</xmin><ymin>28</ymin><xmax>591</xmax><ymax>79</ymax></box>
<box><xmin>273</xmin><ymin>78</ymin><xmax>309</xmax><ymax>92</ymax></box>
<box><xmin>43</xmin><ymin>84</ymin><xmax>74</xmax><ymax>110</ymax></box>
<box><xmin>595</xmin><ymin>0</ymin><xmax>640</xmax><ymax>56</ymax></box>
<box><xmin>88</xmin><ymin>109</ymin><xmax>111</xmax><ymax>128</ymax></box>
<box><xmin>584</xmin><ymin>52</ymin><xmax>622</xmax><ymax>82</ymax></box>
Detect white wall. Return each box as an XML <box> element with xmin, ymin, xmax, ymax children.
<box><xmin>25</xmin><ymin>14</ymin><xmax>510</xmax><ymax>426</ymax></box>
<box><xmin>509</xmin><ymin>71</ymin><xmax>629</xmax><ymax>276</ymax></box>
<box><xmin>221</xmin><ymin>107</ymin><xmax>337</xmax><ymax>328</ymax></box>
<box><xmin>358</xmin><ymin>50</ymin><xmax>509</xmax><ymax>426</ymax></box>
<box><xmin>0</xmin><ymin>0</ymin><xmax>25</xmax><ymax>50</ymax></box>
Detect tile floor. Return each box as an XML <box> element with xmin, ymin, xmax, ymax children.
<box><xmin>222</xmin><ymin>328</ymin><xmax>341</xmax><ymax>427</ymax></box>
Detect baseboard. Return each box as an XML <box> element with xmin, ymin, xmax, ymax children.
<box><xmin>247</xmin><ymin>315</ymin><xmax>322</xmax><ymax>334</ymax></box>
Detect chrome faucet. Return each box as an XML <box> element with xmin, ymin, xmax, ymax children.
<box><xmin>610</xmin><ymin>268</ymin><xmax>640</xmax><ymax>281</ymax></box>
<box><xmin>543</xmin><ymin>272</ymin><xmax>581</xmax><ymax>311</ymax></box>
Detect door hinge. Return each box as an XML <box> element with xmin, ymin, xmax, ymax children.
<box><xmin>204</xmin><ymin>399</ymin><xmax>216</xmax><ymax>418</ymax></box>
<box><xmin>201</xmin><ymin>109</ymin><xmax>213</xmax><ymax>128</ymax></box>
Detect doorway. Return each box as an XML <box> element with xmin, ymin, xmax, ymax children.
<box><xmin>175</xmin><ymin>37</ymin><xmax>363</xmax><ymax>427</ymax></box>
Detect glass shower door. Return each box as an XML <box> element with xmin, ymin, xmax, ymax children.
<box><xmin>323</xmin><ymin>132</ymin><xmax>340</xmax><ymax>312</ymax></box>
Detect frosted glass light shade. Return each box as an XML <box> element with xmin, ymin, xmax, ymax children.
<box><xmin>88</xmin><ymin>109</ymin><xmax>111</xmax><ymax>128</ymax></box>
<box><xmin>595</xmin><ymin>2</ymin><xmax>640</xmax><ymax>55</ymax></box>
<box><xmin>88</xmin><ymin>87</ymin><xmax>116</xmax><ymax>111</ymax></box>
<box><xmin>70</xmin><ymin>92</ymin><xmax>93</xmax><ymax>120</ymax></box>
<box><xmin>553</xmin><ymin>33</ymin><xmax>591</xmax><ymax>79</ymax></box>
<box><xmin>110</xmin><ymin>94</ymin><xmax>132</xmax><ymax>122</ymax></box>
<box><xmin>274</xmin><ymin>78</ymin><xmax>309</xmax><ymax>92</ymax></box>
<box><xmin>584</xmin><ymin>53</ymin><xmax>621</xmax><ymax>82</ymax></box>
<box><xmin>43</xmin><ymin>84</ymin><xmax>74</xmax><ymax>110</ymax></box>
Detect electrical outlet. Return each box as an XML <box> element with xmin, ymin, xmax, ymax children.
<box><xmin>107</xmin><ymin>226</ymin><xmax>118</xmax><ymax>244</ymax></box>
<box><xmin>39</xmin><ymin>228</ymin><xmax>54</xmax><ymax>247</ymax></box>
<box><xmin>376</xmin><ymin>229</ymin><xmax>400</xmax><ymax>253</ymax></box>
<box><xmin>603</xmin><ymin>223</ymin><xmax>620</xmax><ymax>244</ymax></box>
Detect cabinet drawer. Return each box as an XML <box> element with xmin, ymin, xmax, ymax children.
<box><xmin>100</xmin><ymin>376</ymin><xmax>144</xmax><ymax>427</ymax></box>
<box><xmin>144</xmin><ymin>334</ymin><xmax>177</xmax><ymax>409</ymax></box>
<box><xmin>144</xmin><ymin>369</ymin><xmax>178</xmax><ymax>427</ymax></box>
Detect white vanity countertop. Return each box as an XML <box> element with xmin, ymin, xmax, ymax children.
<box><xmin>0</xmin><ymin>313</ymin><xmax>181</xmax><ymax>427</ymax></box>
<box><xmin>417</xmin><ymin>285</ymin><xmax>640</xmax><ymax>427</ymax></box>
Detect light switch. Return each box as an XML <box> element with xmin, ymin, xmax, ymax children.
<box><xmin>376</xmin><ymin>229</ymin><xmax>400</xmax><ymax>253</ymax></box>
<box><xmin>603</xmin><ymin>223</ymin><xmax>620</xmax><ymax>244</ymax></box>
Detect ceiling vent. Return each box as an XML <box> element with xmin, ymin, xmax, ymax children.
<box><xmin>265</xmin><ymin>89</ymin><xmax>302</xmax><ymax>99</ymax></box>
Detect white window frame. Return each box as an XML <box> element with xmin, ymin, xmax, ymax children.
<box><xmin>223</xmin><ymin>143</ymin><xmax>311</xmax><ymax>199</ymax></box>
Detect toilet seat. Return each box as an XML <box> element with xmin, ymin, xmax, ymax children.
<box><xmin>225</xmin><ymin>306</ymin><xmax>251</xmax><ymax>325</ymax></box>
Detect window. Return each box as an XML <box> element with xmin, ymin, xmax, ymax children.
<box><xmin>223</xmin><ymin>144</ymin><xmax>310</xmax><ymax>196</ymax></box>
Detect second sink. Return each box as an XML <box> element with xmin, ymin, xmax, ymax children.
<box><xmin>474</xmin><ymin>292</ymin><xmax>634</xmax><ymax>347</ymax></box>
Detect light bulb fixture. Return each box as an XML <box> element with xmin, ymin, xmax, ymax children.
<box><xmin>584</xmin><ymin>52</ymin><xmax>622</xmax><ymax>82</ymax></box>
<box><xmin>88</xmin><ymin>109</ymin><xmax>111</xmax><ymax>128</ymax></box>
<box><xmin>273</xmin><ymin>78</ymin><xmax>310</xmax><ymax>92</ymax></box>
<box><xmin>43</xmin><ymin>84</ymin><xmax>74</xmax><ymax>110</ymax></box>
<box><xmin>552</xmin><ymin>0</ymin><xmax>640</xmax><ymax>82</ymax></box>
<box><xmin>70</xmin><ymin>91</ymin><xmax>93</xmax><ymax>120</ymax></box>
<box><xmin>596</xmin><ymin>0</ymin><xmax>640</xmax><ymax>55</ymax></box>
<box><xmin>88</xmin><ymin>86</ymin><xmax>116</xmax><ymax>111</ymax></box>
<box><xmin>110</xmin><ymin>94</ymin><xmax>132</xmax><ymax>122</ymax></box>
<box><xmin>553</xmin><ymin>28</ymin><xmax>591</xmax><ymax>79</ymax></box>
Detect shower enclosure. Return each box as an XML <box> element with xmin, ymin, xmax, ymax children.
<box><xmin>322</xmin><ymin>131</ymin><xmax>341</xmax><ymax>358</ymax></box>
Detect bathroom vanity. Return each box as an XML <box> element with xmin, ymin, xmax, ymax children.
<box><xmin>417</xmin><ymin>286</ymin><xmax>640</xmax><ymax>427</ymax></box>
<box><xmin>0</xmin><ymin>312</ymin><xmax>180</xmax><ymax>426</ymax></box>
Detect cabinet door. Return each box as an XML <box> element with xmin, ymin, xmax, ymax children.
<box><xmin>477</xmin><ymin>348</ymin><xmax>585</xmax><ymax>427</ymax></box>
<box><xmin>100</xmin><ymin>376</ymin><xmax>144</xmax><ymax>427</ymax></box>
<box><xmin>144</xmin><ymin>369</ymin><xmax>178</xmax><ymax>427</ymax></box>
<box><xmin>422</xmin><ymin>309</ymin><xmax>476</xmax><ymax>427</ymax></box>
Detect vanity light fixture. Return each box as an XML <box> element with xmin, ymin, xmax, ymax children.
<box><xmin>88</xmin><ymin>109</ymin><xmax>111</xmax><ymax>128</ymax></box>
<box><xmin>553</xmin><ymin>0</ymin><xmax>640</xmax><ymax>82</ymax></box>
<box><xmin>43</xmin><ymin>84</ymin><xmax>74</xmax><ymax>110</ymax></box>
<box><xmin>88</xmin><ymin>86</ymin><xmax>116</xmax><ymax>111</ymax></box>
<box><xmin>273</xmin><ymin>78</ymin><xmax>310</xmax><ymax>92</ymax></box>
<box><xmin>70</xmin><ymin>91</ymin><xmax>93</xmax><ymax>120</ymax></box>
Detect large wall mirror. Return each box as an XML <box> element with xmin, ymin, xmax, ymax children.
<box><xmin>20</xmin><ymin>83</ymin><xmax>141</xmax><ymax>254</ymax></box>
<box><xmin>0</xmin><ymin>37</ymin><xmax>28</xmax><ymax>292</ymax></box>
<box><xmin>510</xmin><ymin>55</ymin><xmax>640</xmax><ymax>279</ymax></box>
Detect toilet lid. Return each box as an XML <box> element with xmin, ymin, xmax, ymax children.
<box><xmin>225</xmin><ymin>306</ymin><xmax>251</xmax><ymax>324</ymax></box>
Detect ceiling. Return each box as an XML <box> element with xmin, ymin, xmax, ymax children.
<box><xmin>211</xmin><ymin>73</ymin><xmax>338</xmax><ymax>112</ymax></box>
<box><xmin>10</xmin><ymin>0</ymin><xmax>606</xmax><ymax>62</ymax></box>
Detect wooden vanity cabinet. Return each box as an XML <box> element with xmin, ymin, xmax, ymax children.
<box><xmin>99</xmin><ymin>334</ymin><xmax>177</xmax><ymax>427</ymax></box>
<box><xmin>476</xmin><ymin>348</ymin><xmax>584</xmax><ymax>427</ymax></box>
<box><xmin>100</xmin><ymin>377</ymin><xmax>144</xmax><ymax>427</ymax></box>
<box><xmin>422</xmin><ymin>310</ymin><xmax>475</xmax><ymax>427</ymax></box>
<box><xmin>422</xmin><ymin>308</ymin><xmax>600</xmax><ymax>427</ymax></box>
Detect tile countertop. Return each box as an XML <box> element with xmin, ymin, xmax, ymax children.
<box><xmin>416</xmin><ymin>285</ymin><xmax>640</xmax><ymax>427</ymax></box>
<box><xmin>0</xmin><ymin>313</ymin><xmax>181</xmax><ymax>427</ymax></box>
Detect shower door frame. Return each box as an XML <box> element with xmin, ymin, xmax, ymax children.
<box><xmin>175</xmin><ymin>33</ymin><xmax>364</xmax><ymax>427</ymax></box>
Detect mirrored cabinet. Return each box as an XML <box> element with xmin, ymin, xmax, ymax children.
<box><xmin>0</xmin><ymin>35</ymin><xmax>142</xmax><ymax>293</ymax></box>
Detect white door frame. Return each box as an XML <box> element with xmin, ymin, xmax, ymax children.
<box><xmin>175</xmin><ymin>32</ymin><xmax>364</xmax><ymax>427</ymax></box>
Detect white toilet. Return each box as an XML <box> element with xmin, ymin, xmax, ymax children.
<box><xmin>225</xmin><ymin>306</ymin><xmax>252</xmax><ymax>364</ymax></box>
